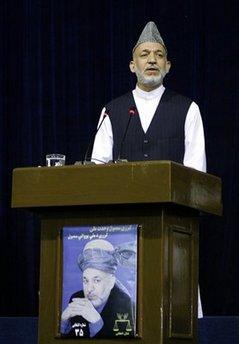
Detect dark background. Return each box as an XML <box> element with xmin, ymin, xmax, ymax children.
<box><xmin>0</xmin><ymin>0</ymin><xmax>238</xmax><ymax>316</ymax></box>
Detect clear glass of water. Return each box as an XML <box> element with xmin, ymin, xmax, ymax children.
<box><xmin>46</xmin><ymin>154</ymin><xmax>66</xmax><ymax>167</ymax></box>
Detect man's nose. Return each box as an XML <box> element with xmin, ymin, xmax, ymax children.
<box><xmin>147</xmin><ymin>52</ymin><xmax>156</xmax><ymax>63</ymax></box>
<box><xmin>87</xmin><ymin>282</ymin><xmax>95</xmax><ymax>292</ymax></box>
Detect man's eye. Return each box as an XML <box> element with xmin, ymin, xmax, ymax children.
<box><xmin>94</xmin><ymin>278</ymin><xmax>101</xmax><ymax>284</ymax></box>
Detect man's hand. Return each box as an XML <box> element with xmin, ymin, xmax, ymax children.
<box><xmin>61</xmin><ymin>298</ymin><xmax>101</xmax><ymax>324</ymax></box>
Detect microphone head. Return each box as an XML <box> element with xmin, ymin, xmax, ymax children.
<box><xmin>128</xmin><ymin>106</ymin><xmax>137</xmax><ymax>116</ymax></box>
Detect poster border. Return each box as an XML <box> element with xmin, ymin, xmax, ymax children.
<box><xmin>54</xmin><ymin>224</ymin><xmax>143</xmax><ymax>339</ymax></box>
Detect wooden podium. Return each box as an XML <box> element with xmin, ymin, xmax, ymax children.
<box><xmin>11</xmin><ymin>161</ymin><xmax>222</xmax><ymax>344</ymax></box>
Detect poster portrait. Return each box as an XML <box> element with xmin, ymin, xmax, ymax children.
<box><xmin>60</xmin><ymin>224</ymin><xmax>138</xmax><ymax>338</ymax></box>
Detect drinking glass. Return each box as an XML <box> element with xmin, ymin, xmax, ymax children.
<box><xmin>46</xmin><ymin>154</ymin><xmax>66</xmax><ymax>167</ymax></box>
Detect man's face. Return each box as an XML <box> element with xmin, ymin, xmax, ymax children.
<box><xmin>130</xmin><ymin>42</ymin><xmax>171</xmax><ymax>91</ymax></box>
<box><xmin>83</xmin><ymin>268</ymin><xmax>115</xmax><ymax>308</ymax></box>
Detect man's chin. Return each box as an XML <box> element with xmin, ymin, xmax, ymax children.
<box><xmin>140</xmin><ymin>74</ymin><xmax>164</xmax><ymax>87</ymax></box>
<box><xmin>144</xmin><ymin>78</ymin><xmax>162</xmax><ymax>87</ymax></box>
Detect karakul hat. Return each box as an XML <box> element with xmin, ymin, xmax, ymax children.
<box><xmin>133</xmin><ymin>21</ymin><xmax>167</xmax><ymax>53</ymax></box>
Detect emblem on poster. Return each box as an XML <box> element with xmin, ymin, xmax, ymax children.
<box><xmin>113</xmin><ymin>313</ymin><xmax>133</xmax><ymax>336</ymax></box>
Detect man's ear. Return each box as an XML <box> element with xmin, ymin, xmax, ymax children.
<box><xmin>166</xmin><ymin>60</ymin><xmax>171</xmax><ymax>74</ymax></box>
<box><xmin>129</xmin><ymin>61</ymin><xmax>135</xmax><ymax>73</ymax></box>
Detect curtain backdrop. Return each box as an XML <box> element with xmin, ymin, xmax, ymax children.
<box><xmin>0</xmin><ymin>0</ymin><xmax>238</xmax><ymax>315</ymax></box>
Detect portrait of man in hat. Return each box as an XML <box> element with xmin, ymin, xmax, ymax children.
<box><xmin>60</xmin><ymin>237</ymin><xmax>136</xmax><ymax>338</ymax></box>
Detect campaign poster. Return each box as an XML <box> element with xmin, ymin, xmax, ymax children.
<box><xmin>60</xmin><ymin>224</ymin><xmax>138</xmax><ymax>338</ymax></box>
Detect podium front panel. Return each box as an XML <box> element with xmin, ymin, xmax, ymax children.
<box><xmin>38</xmin><ymin>204</ymin><xmax>198</xmax><ymax>344</ymax></box>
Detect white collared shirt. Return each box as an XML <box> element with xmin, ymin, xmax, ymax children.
<box><xmin>92</xmin><ymin>85</ymin><xmax>206</xmax><ymax>173</ymax></box>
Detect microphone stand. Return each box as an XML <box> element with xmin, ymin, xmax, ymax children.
<box><xmin>115</xmin><ymin>106</ymin><xmax>137</xmax><ymax>163</ymax></box>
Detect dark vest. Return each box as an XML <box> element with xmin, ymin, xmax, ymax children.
<box><xmin>106</xmin><ymin>89</ymin><xmax>192</xmax><ymax>163</ymax></box>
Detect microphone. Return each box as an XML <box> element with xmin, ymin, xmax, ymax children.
<box><xmin>82</xmin><ymin>108</ymin><xmax>110</xmax><ymax>165</ymax></box>
<box><xmin>115</xmin><ymin>106</ymin><xmax>137</xmax><ymax>162</ymax></box>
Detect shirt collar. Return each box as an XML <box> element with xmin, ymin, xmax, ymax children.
<box><xmin>134</xmin><ymin>84</ymin><xmax>165</xmax><ymax>100</ymax></box>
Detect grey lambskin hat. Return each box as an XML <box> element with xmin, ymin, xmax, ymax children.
<box><xmin>133</xmin><ymin>21</ymin><xmax>167</xmax><ymax>53</ymax></box>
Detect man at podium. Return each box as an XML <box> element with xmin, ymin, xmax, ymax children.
<box><xmin>91</xmin><ymin>21</ymin><xmax>206</xmax><ymax>173</ymax></box>
<box><xmin>91</xmin><ymin>21</ymin><xmax>206</xmax><ymax>318</ymax></box>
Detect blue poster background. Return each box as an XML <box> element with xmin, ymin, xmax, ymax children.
<box><xmin>61</xmin><ymin>224</ymin><xmax>138</xmax><ymax>312</ymax></box>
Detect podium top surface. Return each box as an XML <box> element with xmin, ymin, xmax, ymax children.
<box><xmin>11</xmin><ymin>161</ymin><xmax>222</xmax><ymax>215</ymax></box>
